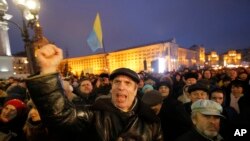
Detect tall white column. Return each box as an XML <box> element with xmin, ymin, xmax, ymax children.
<box><xmin>0</xmin><ymin>19</ymin><xmax>12</xmax><ymax>56</ymax></box>
<box><xmin>0</xmin><ymin>0</ymin><xmax>12</xmax><ymax>56</ymax></box>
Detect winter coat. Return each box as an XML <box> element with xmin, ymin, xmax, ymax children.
<box><xmin>175</xmin><ymin>127</ymin><xmax>224</xmax><ymax>141</ymax></box>
<box><xmin>159</xmin><ymin>97</ymin><xmax>192</xmax><ymax>141</ymax></box>
<box><xmin>0</xmin><ymin>110</ymin><xmax>26</xmax><ymax>141</ymax></box>
<box><xmin>73</xmin><ymin>89</ymin><xmax>97</xmax><ymax>106</ymax></box>
<box><xmin>23</xmin><ymin>119</ymin><xmax>50</xmax><ymax>141</ymax></box>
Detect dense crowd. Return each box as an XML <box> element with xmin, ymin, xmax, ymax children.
<box><xmin>0</xmin><ymin>44</ymin><xmax>250</xmax><ymax>141</ymax></box>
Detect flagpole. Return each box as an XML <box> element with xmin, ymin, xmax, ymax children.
<box><xmin>102</xmin><ymin>39</ymin><xmax>106</xmax><ymax>53</ymax></box>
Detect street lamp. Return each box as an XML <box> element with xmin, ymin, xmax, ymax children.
<box><xmin>12</xmin><ymin>0</ymin><xmax>48</xmax><ymax>74</ymax></box>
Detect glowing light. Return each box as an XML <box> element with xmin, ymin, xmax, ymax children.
<box><xmin>13</xmin><ymin>0</ymin><xmax>26</xmax><ymax>6</ymax></box>
<box><xmin>26</xmin><ymin>0</ymin><xmax>40</xmax><ymax>12</ymax></box>
<box><xmin>24</xmin><ymin>60</ymin><xmax>28</xmax><ymax>64</ymax></box>
<box><xmin>0</xmin><ymin>68</ymin><xmax>9</xmax><ymax>72</ymax></box>
<box><xmin>158</xmin><ymin>58</ymin><xmax>165</xmax><ymax>73</ymax></box>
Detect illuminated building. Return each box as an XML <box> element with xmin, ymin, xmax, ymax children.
<box><xmin>190</xmin><ymin>45</ymin><xmax>206</xmax><ymax>66</ymax></box>
<box><xmin>178</xmin><ymin>48</ymin><xmax>197</xmax><ymax>68</ymax></box>
<box><xmin>223</xmin><ymin>50</ymin><xmax>241</xmax><ymax>67</ymax></box>
<box><xmin>12</xmin><ymin>57</ymin><xmax>29</xmax><ymax>77</ymax></box>
<box><xmin>64</xmin><ymin>53</ymin><xmax>107</xmax><ymax>75</ymax></box>
<box><xmin>207</xmin><ymin>51</ymin><xmax>219</xmax><ymax>66</ymax></box>
<box><xmin>65</xmin><ymin>40</ymin><xmax>205</xmax><ymax>75</ymax></box>
<box><xmin>108</xmin><ymin>43</ymin><xmax>167</xmax><ymax>73</ymax></box>
<box><xmin>1</xmin><ymin>56</ymin><xmax>33</xmax><ymax>79</ymax></box>
<box><xmin>0</xmin><ymin>56</ymin><xmax>13</xmax><ymax>78</ymax></box>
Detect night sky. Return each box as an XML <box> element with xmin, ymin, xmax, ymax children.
<box><xmin>7</xmin><ymin>0</ymin><xmax>250</xmax><ymax>58</ymax></box>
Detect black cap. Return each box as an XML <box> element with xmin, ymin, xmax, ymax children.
<box><xmin>188</xmin><ymin>83</ymin><xmax>208</xmax><ymax>93</ymax></box>
<box><xmin>142</xmin><ymin>90</ymin><xmax>164</xmax><ymax>106</ymax></box>
<box><xmin>109</xmin><ymin>68</ymin><xmax>140</xmax><ymax>83</ymax></box>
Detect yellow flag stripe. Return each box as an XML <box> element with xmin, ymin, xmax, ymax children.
<box><xmin>93</xmin><ymin>13</ymin><xmax>103</xmax><ymax>46</ymax></box>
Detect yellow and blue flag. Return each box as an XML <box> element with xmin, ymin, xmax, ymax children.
<box><xmin>87</xmin><ymin>13</ymin><xmax>103</xmax><ymax>52</ymax></box>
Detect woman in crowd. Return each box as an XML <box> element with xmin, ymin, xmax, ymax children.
<box><xmin>154</xmin><ymin>81</ymin><xmax>192</xmax><ymax>141</ymax></box>
<box><xmin>0</xmin><ymin>99</ymin><xmax>27</xmax><ymax>141</ymax></box>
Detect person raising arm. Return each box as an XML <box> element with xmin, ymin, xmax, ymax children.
<box><xmin>26</xmin><ymin>44</ymin><xmax>163</xmax><ymax>141</ymax></box>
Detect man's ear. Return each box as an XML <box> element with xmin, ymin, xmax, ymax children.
<box><xmin>192</xmin><ymin>117</ymin><xmax>197</xmax><ymax>125</ymax></box>
<box><xmin>134</xmin><ymin>83</ymin><xmax>139</xmax><ymax>91</ymax></box>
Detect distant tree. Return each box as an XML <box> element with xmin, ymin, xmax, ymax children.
<box><xmin>57</xmin><ymin>60</ymin><xmax>72</xmax><ymax>77</ymax></box>
<box><xmin>80</xmin><ymin>70</ymin><xmax>84</xmax><ymax>79</ymax></box>
<box><xmin>57</xmin><ymin>61</ymin><xmax>64</xmax><ymax>74</ymax></box>
<box><xmin>63</xmin><ymin>60</ymin><xmax>69</xmax><ymax>77</ymax></box>
<box><xmin>75</xmin><ymin>72</ymin><xmax>79</xmax><ymax>79</ymax></box>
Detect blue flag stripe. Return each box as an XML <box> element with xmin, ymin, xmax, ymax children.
<box><xmin>87</xmin><ymin>31</ymin><xmax>102</xmax><ymax>52</ymax></box>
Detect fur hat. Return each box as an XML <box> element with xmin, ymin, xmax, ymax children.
<box><xmin>184</xmin><ymin>72</ymin><xmax>198</xmax><ymax>80</ymax></box>
<box><xmin>188</xmin><ymin>83</ymin><xmax>208</xmax><ymax>93</ymax></box>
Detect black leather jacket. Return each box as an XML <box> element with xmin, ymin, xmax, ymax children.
<box><xmin>26</xmin><ymin>73</ymin><xmax>163</xmax><ymax>141</ymax></box>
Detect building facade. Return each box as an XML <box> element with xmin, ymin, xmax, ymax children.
<box><xmin>190</xmin><ymin>45</ymin><xmax>206</xmax><ymax>66</ymax></box>
<box><xmin>12</xmin><ymin>57</ymin><xmax>29</xmax><ymax>76</ymax></box>
<box><xmin>65</xmin><ymin>54</ymin><xmax>107</xmax><ymax>75</ymax></box>
<box><xmin>223</xmin><ymin>50</ymin><xmax>241</xmax><ymax>67</ymax></box>
<box><xmin>0</xmin><ymin>56</ymin><xmax>13</xmax><ymax>78</ymax></box>
<box><xmin>65</xmin><ymin>40</ymin><xmax>205</xmax><ymax>75</ymax></box>
<box><xmin>206</xmin><ymin>51</ymin><xmax>219</xmax><ymax>66</ymax></box>
<box><xmin>0</xmin><ymin>56</ymin><xmax>30</xmax><ymax>79</ymax></box>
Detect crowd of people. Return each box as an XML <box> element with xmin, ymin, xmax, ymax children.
<box><xmin>0</xmin><ymin>43</ymin><xmax>250</xmax><ymax>141</ymax></box>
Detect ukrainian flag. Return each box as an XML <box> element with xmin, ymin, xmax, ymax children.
<box><xmin>87</xmin><ymin>13</ymin><xmax>103</xmax><ymax>52</ymax></box>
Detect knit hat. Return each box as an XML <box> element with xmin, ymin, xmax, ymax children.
<box><xmin>6</xmin><ymin>85</ymin><xmax>26</xmax><ymax>95</ymax></box>
<box><xmin>156</xmin><ymin>81</ymin><xmax>171</xmax><ymax>90</ymax></box>
<box><xmin>6</xmin><ymin>85</ymin><xmax>27</xmax><ymax>101</ymax></box>
<box><xmin>110</xmin><ymin>68</ymin><xmax>140</xmax><ymax>83</ymax></box>
<box><xmin>142</xmin><ymin>90</ymin><xmax>164</xmax><ymax>106</ymax></box>
<box><xmin>142</xmin><ymin>84</ymin><xmax>154</xmax><ymax>94</ymax></box>
<box><xmin>4</xmin><ymin>99</ymin><xmax>27</xmax><ymax>116</ymax></box>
